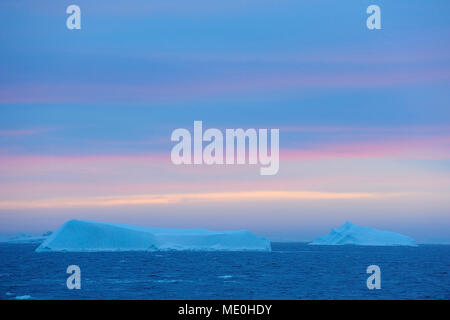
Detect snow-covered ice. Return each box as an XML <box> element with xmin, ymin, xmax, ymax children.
<box><xmin>35</xmin><ymin>220</ymin><xmax>271</xmax><ymax>252</ymax></box>
<box><xmin>309</xmin><ymin>221</ymin><xmax>417</xmax><ymax>246</ymax></box>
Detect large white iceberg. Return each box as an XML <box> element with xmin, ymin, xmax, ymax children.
<box><xmin>35</xmin><ymin>220</ymin><xmax>271</xmax><ymax>252</ymax></box>
<box><xmin>309</xmin><ymin>221</ymin><xmax>417</xmax><ymax>246</ymax></box>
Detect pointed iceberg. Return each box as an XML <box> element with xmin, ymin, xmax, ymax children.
<box><xmin>309</xmin><ymin>221</ymin><xmax>417</xmax><ymax>246</ymax></box>
<box><xmin>35</xmin><ymin>220</ymin><xmax>271</xmax><ymax>252</ymax></box>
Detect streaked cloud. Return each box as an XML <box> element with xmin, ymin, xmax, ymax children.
<box><xmin>0</xmin><ymin>128</ymin><xmax>54</xmax><ymax>137</ymax></box>
<box><xmin>1</xmin><ymin>68</ymin><xmax>449</xmax><ymax>104</ymax></box>
<box><xmin>0</xmin><ymin>190</ymin><xmax>413</xmax><ymax>210</ymax></box>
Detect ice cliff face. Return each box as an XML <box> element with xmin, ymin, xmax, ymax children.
<box><xmin>309</xmin><ymin>221</ymin><xmax>417</xmax><ymax>246</ymax></box>
<box><xmin>35</xmin><ymin>220</ymin><xmax>271</xmax><ymax>252</ymax></box>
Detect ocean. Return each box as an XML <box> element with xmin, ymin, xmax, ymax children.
<box><xmin>0</xmin><ymin>242</ymin><xmax>449</xmax><ymax>300</ymax></box>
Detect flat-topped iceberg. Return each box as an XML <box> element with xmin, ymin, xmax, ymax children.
<box><xmin>35</xmin><ymin>220</ymin><xmax>271</xmax><ymax>252</ymax></box>
<box><xmin>309</xmin><ymin>221</ymin><xmax>417</xmax><ymax>246</ymax></box>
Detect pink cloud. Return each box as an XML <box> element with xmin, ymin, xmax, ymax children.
<box><xmin>0</xmin><ymin>153</ymin><xmax>169</xmax><ymax>168</ymax></box>
<box><xmin>1</xmin><ymin>68</ymin><xmax>449</xmax><ymax>104</ymax></box>
<box><xmin>281</xmin><ymin>136</ymin><xmax>450</xmax><ymax>160</ymax></box>
<box><xmin>280</xmin><ymin>125</ymin><xmax>450</xmax><ymax>134</ymax></box>
<box><xmin>0</xmin><ymin>132</ymin><xmax>449</xmax><ymax>168</ymax></box>
<box><xmin>0</xmin><ymin>128</ymin><xmax>54</xmax><ymax>137</ymax></box>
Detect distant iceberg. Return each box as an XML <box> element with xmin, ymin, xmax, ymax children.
<box><xmin>309</xmin><ymin>221</ymin><xmax>417</xmax><ymax>246</ymax></box>
<box><xmin>419</xmin><ymin>237</ymin><xmax>450</xmax><ymax>245</ymax></box>
<box><xmin>35</xmin><ymin>220</ymin><xmax>271</xmax><ymax>252</ymax></box>
<box><xmin>1</xmin><ymin>232</ymin><xmax>51</xmax><ymax>244</ymax></box>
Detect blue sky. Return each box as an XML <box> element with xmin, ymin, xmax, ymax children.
<box><xmin>1</xmin><ymin>1</ymin><xmax>450</xmax><ymax>241</ymax></box>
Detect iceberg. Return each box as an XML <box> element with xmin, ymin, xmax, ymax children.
<box><xmin>35</xmin><ymin>220</ymin><xmax>271</xmax><ymax>252</ymax></box>
<box><xmin>1</xmin><ymin>232</ymin><xmax>51</xmax><ymax>244</ymax></box>
<box><xmin>420</xmin><ymin>237</ymin><xmax>450</xmax><ymax>245</ymax></box>
<box><xmin>309</xmin><ymin>221</ymin><xmax>417</xmax><ymax>246</ymax></box>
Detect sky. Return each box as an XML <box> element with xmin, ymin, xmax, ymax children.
<box><xmin>1</xmin><ymin>0</ymin><xmax>450</xmax><ymax>242</ymax></box>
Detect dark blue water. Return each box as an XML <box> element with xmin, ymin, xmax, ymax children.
<box><xmin>0</xmin><ymin>242</ymin><xmax>449</xmax><ymax>300</ymax></box>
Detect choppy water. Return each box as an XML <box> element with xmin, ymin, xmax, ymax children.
<box><xmin>0</xmin><ymin>242</ymin><xmax>449</xmax><ymax>299</ymax></box>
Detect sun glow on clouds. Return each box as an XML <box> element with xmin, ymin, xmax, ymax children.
<box><xmin>0</xmin><ymin>190</ymin><xmax>413</xmax><ymax>210</ymax></box>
